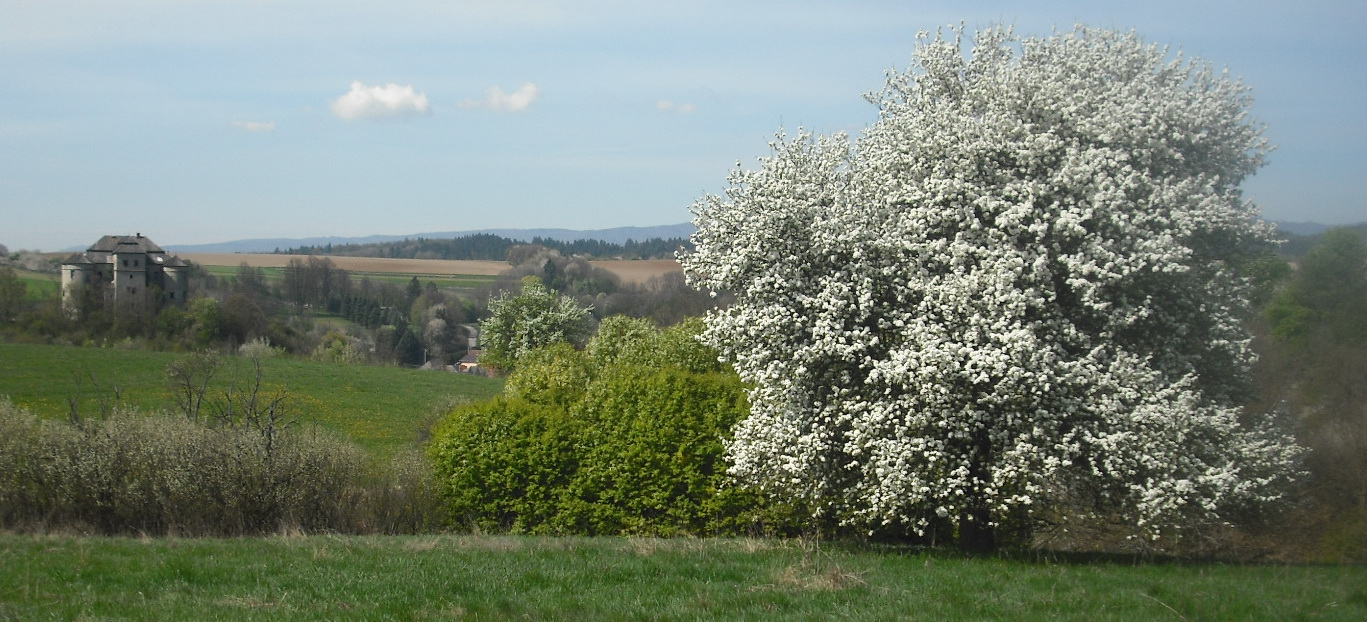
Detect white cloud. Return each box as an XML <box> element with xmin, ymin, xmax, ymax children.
<box><xmin>460</xmin><ymin>82</ymin><xmax>540</xmax><ymax>112</ymax></box>
<box><xmin>330</xmin><ymin>81</ymin><xmax>431</xmax><ymax>121</ymax></box>
<box><xmin>232</xmin><ymin>120</ymin><xmax>276</xmax><ymax>132</ymax></box>
<box><xmin>656</xmin><ymin>100</ymin><xmax>696</xmax><ymax>114</ymax></box>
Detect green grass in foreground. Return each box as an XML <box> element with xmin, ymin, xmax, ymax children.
<box><xmin>0</xmin><ymin>534</ymin><xmax>1361</xmax><ymax>621</ymax></box>
<box><xmin>0</xmin><ymin>343</ymin><xmax>503</xmax><ymax>457</ymax></box>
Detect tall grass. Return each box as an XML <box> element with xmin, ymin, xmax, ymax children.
<box><xmin>0</xmin><ymin>399</ymin><xmax>445</xmax><ymax>536</ymax></box>
<box><xmin>1</xmin><ymin>534</ymin><xmax>1363</xmax><ymax>621</ymax></box>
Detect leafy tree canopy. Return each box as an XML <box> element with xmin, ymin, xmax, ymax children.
<box><xmin>1267</xmin><ymin>228</ymin><xmax>1367</xmax><ymax>347</ymax></box>
<box><xmin>478</xmin><ymin>276</ymin><xmax>592</xmax><ymax>372</ymax></box>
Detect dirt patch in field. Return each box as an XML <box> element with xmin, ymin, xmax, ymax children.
<box><xmin>589</xmin><ymin>259</ymin><xmax>682</xmax><ymax>285</ymax></box>
<box><xmin>183</xmin><ymin>253</ymin><xmax>682</xmax><ymax>284</ymax></box>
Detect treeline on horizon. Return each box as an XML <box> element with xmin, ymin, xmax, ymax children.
<box><xmin>263</xmin><ymin>225</ymin><xmax>1363</xmax><ymax>263</ymax></box>
<box><xmin>1276</xmin><ymin>223</ymin><xmax>1367</xmax><ymax>257</ymax></box>
<box><xmin>275</xmin><ymin>233</ymin><xmax>692</xmax><ymax>262</ymax></box>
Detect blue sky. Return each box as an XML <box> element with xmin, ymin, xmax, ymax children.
<box><xmin>2</xmin><ymin>1</ymin><xmax>1364</xmax><ymax>251</ymax></box>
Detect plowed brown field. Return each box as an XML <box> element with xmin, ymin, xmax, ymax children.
<box><xmin>181</xmin><ymin>253</ymin><xmax>682</xmax><ymax>285</ymax></box>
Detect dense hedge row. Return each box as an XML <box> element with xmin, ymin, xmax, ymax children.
<box><xmin>0</xmin><ymin>400</ymin><xmax>443</xmax><ymax>536</ymax></box>
<box><xmin>428</xmin><ymin>317</ymin><xmax>799</xmax><ymax>536</ymax></box>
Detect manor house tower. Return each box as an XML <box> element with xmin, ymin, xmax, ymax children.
<box><xmin>61</xmin><ymin>234</ymin><xmax>189</xmax><ymax>310</ymax></box>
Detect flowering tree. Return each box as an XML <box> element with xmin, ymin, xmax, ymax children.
<box><xmin>682</xmin><ymin>25</ymin><xmax>1302</xmax><ymax>551</ymax></box>
<box><xmin>479</xmin><ymin>276</ymin><xmax>591</xmax><ymax>372</ymax></box>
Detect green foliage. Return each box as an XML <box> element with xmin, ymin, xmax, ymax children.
<box><xmin>652</xmin><ymin>317</ymin><xmax>727</xmax><ymax>373</ymax></box>
<box><xmin>503</xmin><ymin>341</ymin><xmax>592</xmax><ymax>407</ymax></box>
<box><xmin>584</xmin><ymin>315</ymin><xmax>658</xmax><ymax>365</ymax></box>
<box><xmin>478</xmin><ymin>275</ymin><xmax>591</xmax><ymax>372</ymax></box>
<box><xmin>587</xmin><ymin>315</ymin><xmax>721</xmax><ymax>374</ymax></box>
<box><xmin>1256</xmin><ymin>227</ymin><xmax>1367</xmax><ymax>555</ymax></box>
<box><xmin>1266</xmin><ymin>228</ymin><xmax>1367</xmax><ymax>348</ymax></box>
<box><xmin>562</xmin><ymin>367</ymin><xmax>751</xmax><ymax>535</ymax></box>
<box><xmin>430</xmin><ymin>317</ymin><xmax>792</xmax><ymax>536</ymax></box>
<box><xmin>188</xmin><ymin>296</ymin><xmax>224</xmax><ymax>346</ymax></box>
<box><xmin>1265</xmin><ymin>290</ymin><xmax>1315</xmax><ymax>342</ymax></box>
<box><xmin>313</xmin><ymin>329</ymin><xmax>364</xmax><ymax>364</ymax></box>
<box><xmin>427</xmin><ymin>397</ymin><xmax>578</xmax><ymax>533</ymax></box>
<box><xmin>1278</xmin><ymin>228</ymin><xmax>1367</xmax><ymax>347</ymax></box>
<box><xmin>0</xmin><ymin>267</ymin><xmax>26</xmax><ymax>322</ymax></box>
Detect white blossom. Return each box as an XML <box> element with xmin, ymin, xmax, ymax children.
<box><xmin>479</xmin><ymin>276</ymin><xmax>591</xmax><ymax>371</ymax></box>
<box><xmin>682</xmin><ymin>24</ymin><xmax>1302</xmax><ymax>546</ymax></box>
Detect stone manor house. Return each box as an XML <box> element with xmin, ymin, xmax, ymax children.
<box><xmin>61</xmin><ymin>234</ymin><xmax>189</xmax><ymax>310</ymax></box>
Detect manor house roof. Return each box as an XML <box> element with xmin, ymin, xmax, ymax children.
<box><xmin>91</xmin><ymin>234</ymin><xmax>166</xmax><ymax>254</ymax></box>
<box><xmin>61</xmin><ymin>234</ymin><xmax>186</xmax><ymax>267</ymax></box>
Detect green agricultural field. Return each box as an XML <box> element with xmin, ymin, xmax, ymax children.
<box><xmin>12</xmin><ymin>269</ymin><xmax>59</xmax><ymax>301</ymax></box>
<box><xmin>201</xmin><ymin>264</ymin><xmax>288</xmax><ymax>280</ymax></box>
<box><xmin>355</xmin><ymin>271</ymin><xmax>498</xmax><ymax>291</ymax></box>
<box><xmin>200</xmin><ymin>265</ymin><xmax>497</xmax><ymax>293</ymax></box>
<box><xmin>0</xmin><ymin>534</ymin><xmax>1361</xmax><ymax>621</ymax></box>
<box><xmin>0</xmin><ymin>342</ymin><xmax>502</xmax><ymax>457</ymax></box>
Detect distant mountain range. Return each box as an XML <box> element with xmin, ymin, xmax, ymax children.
<box><xmin>163</xmin><ymin>224</ymin><xmax>696</xmax><ymax>254</ymax></box>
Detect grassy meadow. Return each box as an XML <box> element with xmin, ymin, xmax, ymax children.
<box><xmin>2</xmin><ymin>344</ymin><xmax>1361</xmax><ymax>619</ymax></box>
<box><xmin>198</xmin><ymin>264</ymin><xmax>498</xmax><ymax>294</ymax></box>
<box><xmin>11</xmin><ymin>268</ymin><xmax>59</xmax><ymax>301</ymax></box>
<box><xmin>0</xmin><ymin>342</ymin><xmax>502</xmax><ymax>458</ymax></box>
<box><xmin>184</xmin><ymin>252</ymin><xmax>683</xmax><ymax>286</ymax></box>
<box><xmin>1</xmin><ymin>534</ymin><xmax>1362</xmax><ymax>621</ymax></box>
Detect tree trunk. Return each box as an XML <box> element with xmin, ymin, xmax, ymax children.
<box><xmin>958</xmin><ymin>503</ymin><xmax>997</xmax><ymax>554</ymax></box>
<box><xmin>958</xmin><ymin>428</ymin><xmax>997</xmax><ymax>553</ymax></box>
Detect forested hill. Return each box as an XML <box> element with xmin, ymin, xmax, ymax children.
<box><xmin>275</xmin><ymin>233</ymin><xmax>690</xmax><ymax>261</ymax></box>
<box><xmin>1276</xmin><ymin>222</ymin><xmax>1367</xmax><ymax>257</ymax></box>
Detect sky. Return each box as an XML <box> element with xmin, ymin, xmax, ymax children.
<box><xmin>2</xmin><ymin>1</ymin><xmax>1364</xmax><ymax>251</ymax></box>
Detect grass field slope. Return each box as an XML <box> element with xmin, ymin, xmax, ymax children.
<box><xmin>182</xmin><ymin>253</ymin><xmax>682</xmax><ymax>285</ymax></box>
<box><xmin>10</xmin><ymin>268</ymin><xmax>58</xmax><ymax>300</ymax></box>
<box><xmin>0</xmin><ymin>342</ymin><xmax>502</xmax><ymax>458</ymax></box>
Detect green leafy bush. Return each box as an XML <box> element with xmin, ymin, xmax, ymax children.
<box><xmin>427</xmin><ymin>397</ymin><xmax>578</xmax><ymax>533</ymax></box>
<box><xmin>503</xmin><ymin>342</ymin><xmax>592</xmax><ymax>408</ymax></box>
<box><xmin>429</xmin><ymin>316</ymin><xmax>798</xmax><ymax>536</ymax></box>
<box><xmin>560</xmin><ymin>367</ymin><xmax>749</xmax><ymax>535</ymax></box>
